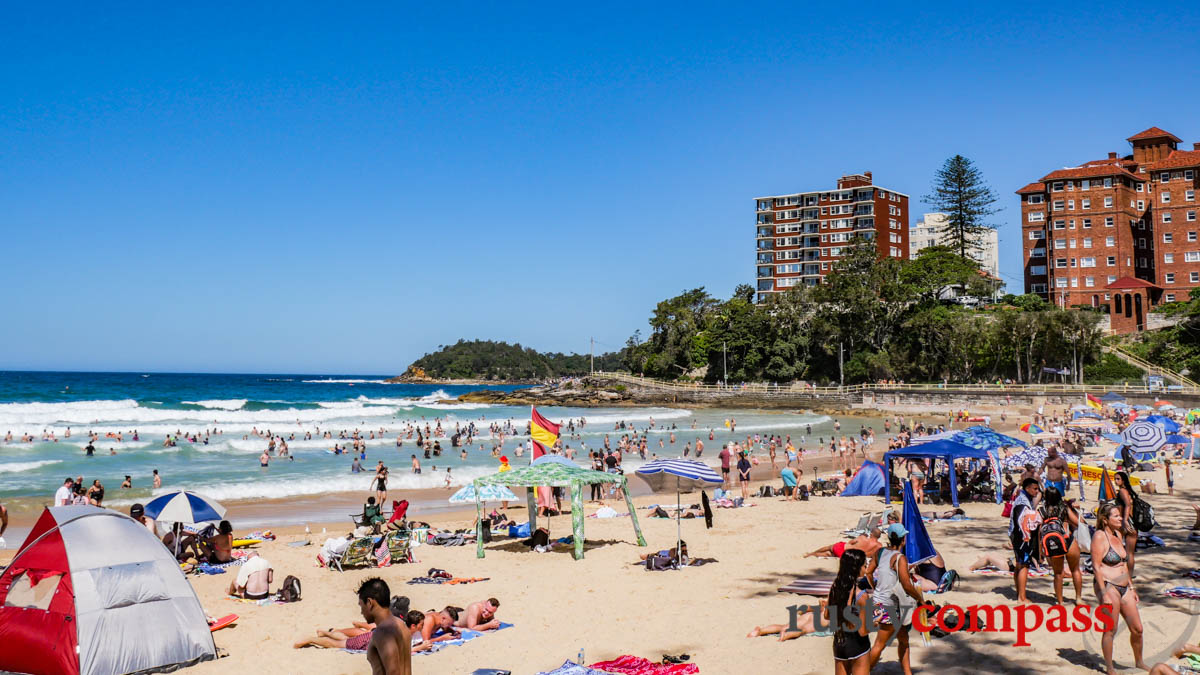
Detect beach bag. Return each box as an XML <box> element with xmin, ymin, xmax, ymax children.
<box><xmin>1077</xmin><ymin>522</ymin><xmax>1093</xmax><ymax>553</ymax></box>
<box><xmin>758</xmin><ymin>485</ymin><xmax>774</xmax><ymax>498</ymax></box>
<box><xmin>279</xmin><ymin>575</ymin><xmax>302</xmax><ymax>603</ymax></box>
<box><xmin>1039</xmin><ymin>517</ymin><xmax>1068</xmax><ymax>559</ymax></box>
<box><xmin>799</xmin><ymin>485</ymin><xmax>809</xmax><ymax>501</ymax></box>
<box><xmin>1131</xmin><ymin>495</ymin><xmax>1157</xmax><ymax>532</ymax></box>
<box><xmin>645</xmin><ymin>554</ymin><xmax>674</xmax><ymax>571</ymax></box>
<box><xmin>1001</xmin><ymin>495</ymin><xmax>1014</xmax><ymax>518</ymax></box>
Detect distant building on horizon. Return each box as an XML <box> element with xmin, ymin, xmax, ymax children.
<box><xmin>1018</xmin><ymin>126</ymin><xmax>1200</xmax><ymax>332</ymax></box>
<box><xmin>909</xmin><ymin>212</ymin><xmax>1000</xmax><ymax>278</ymax></box>
<box><xmin>755</xmin><ymin>171</ymin><xmax>909</xmax><ymax>302</ymax></box>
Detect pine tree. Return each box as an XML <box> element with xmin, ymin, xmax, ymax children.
<box><xmin>923</xmin><ymin>155</ymin><xmax>1000</xmax><ymax>259</ymax></box>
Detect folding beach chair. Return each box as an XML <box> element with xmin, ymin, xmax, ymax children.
<box><xmin>329</xmin><ymin>537</ymin><xmax>377</xmax><ymax>572</ymax></box>
<box><xmin>842</xmin><ymin>512</ymin><xmax>873</xmax><ymax>537</ymax></box>
<box><xmin>385</xmin><ymin>529</ymin><xmax>413</xmax><ymax>564</ymax></box>
<box><xmin>351</xmin><ymin>502</ymin><xmax>387</xmax><ymax>534</ymax></box>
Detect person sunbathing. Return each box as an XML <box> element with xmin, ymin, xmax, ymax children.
<box><xmin>804</xmin><ymin>531</ymin><xmax>882</xmax><ymax>559</ymax></box>
<box><xmin>747</xmin><ymin>602</ymin><xmax>824</xmax><ymax>641</ymax></box>
<box><xmin>457</xmin><ymin>598</ymin><xmax>501</xmax><ymax>631</ymax></box>
<box><xmin>639</xmin><ymin>542</ymin><xmax>688</xmax><ymax>565</ymax></box>
<box><xmin>201</xmin><ymin>520</ymin><xmax>234</xmax><ymax>564</ymax></box>
<box><xmin>295</xmin><ymin>608</ymin><xmax>427</xmax><ymax>651</ymax></box>
<box><xmin>420</xmin><ymin>607</ymin><xmax>462</xmax><ymax>643</ymax></box>
<box><xmin>1149</xmin><ymin>644</ymin><xmax>1200</xmax><ymax>674</ymax></box>
<box><xmin>162</xmin><ymin>523</ymin><xmax>201</xmax><ymax>561</ymax></box>
<box><xmin>228</xmin><ymin>552</ymin><xmax>273</xmax><ymax>599</ymax></box>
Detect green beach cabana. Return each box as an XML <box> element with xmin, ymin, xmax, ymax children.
<box><xmin>472</xmin><ymin>463</ymin><xmax>646</xmax><ymax>560</ymax></box>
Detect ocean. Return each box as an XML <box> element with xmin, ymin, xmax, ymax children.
<box><xmin>0</xmin><ymin>371</ymin><xmax>842</xmax><ymax>544</ymax></box>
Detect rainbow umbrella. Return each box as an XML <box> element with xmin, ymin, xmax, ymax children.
<box><xmin>1018</xmin><ymin>422</ymin><xmax>1044</xmax><ymax>434</ymax></box>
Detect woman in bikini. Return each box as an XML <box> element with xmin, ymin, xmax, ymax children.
<box><xmin>829</xmin><ymin>549</ymin><xmax>872</xmax><ymax>673</ymax></box>
<box><xmin>1091</xmin><ymin>502</ymin><xmax>1148</xmax><ymax>675</ymax></box>
<box><xmin>906</xmin><ymin>458</ymin><xmax>927</xmax><ymax>505</ymax></box>
<box><xmin>1114</xmin><ymin>471</ymin><xmax>1139</xmax><ymax>575</ymax></box>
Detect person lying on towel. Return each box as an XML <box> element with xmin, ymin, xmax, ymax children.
<box><xmin>420</xmin><ymin>607</ymin><xmax>463</xmax><ymax>644</ymax></box>
<box><xmin>456</xmin><ymin>598</ymin><xmax>501</xmax><ymax>632</ymax></box>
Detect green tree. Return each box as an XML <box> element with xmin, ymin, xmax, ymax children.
<box><xmin>924</xmin><ymin>155</ymin><xmax>1000</xmax><ymax>258</ymax></box>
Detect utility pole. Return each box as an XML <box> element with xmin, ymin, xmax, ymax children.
<box><xmin>723</xmin><ymin>341</ymin><xmax>727</xmax><ymax>386</ymax></box>
<box><xmin>839</xmin><ymin>341</ymin><xmax>845</xmax><ymax>388</ymax></box>
<box><xmin>590</xmin><ymin>337</ymin><xmax>594</xmax><ymax>375</ymax></box>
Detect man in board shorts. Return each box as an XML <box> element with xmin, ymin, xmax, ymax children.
<box><xmin>719</xmin><ymin>444</ymin><xmax>732</xmax><ymax>488</ymax></box>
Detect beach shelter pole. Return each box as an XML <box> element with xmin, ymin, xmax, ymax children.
<box><xmin>948</xmin><ymin>459</ymin><xmax>959</xmax><ymax>508</ymax></box>
<box><xmin>475</xmin><ymin>485</ymin><xmax>485</xmax><ymax>559</ymax></box>
<box><xmin>526</xmin><ymin>487</ymin><xmax>537</xmax><ymax>533</ymax></box>
<box><xmin>622</xmin><ymin>477</ymin><xmax>646</xmax><ymax>547</ymax></box>
<box><xmin>571</xmin><ymin>481</ymin><xmax>585</xmax><ymax>560</ymax></box>
<box><xmin>676</xmin><ymin>475</ymin><xmax>682</xmax><ymax>563</ymax></box>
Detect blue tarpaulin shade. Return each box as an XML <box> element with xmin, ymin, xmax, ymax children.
<box><xmin>884</xmin><ymin>440</ymin><xmax>997</xmax><ymax>507</ymax></box>
<box><xmin>1100</xmin><ymin>392</ymin><xmax>1126</xmax><ymax>402</ymax></box>
<box><xmin>840</xmin><ymin>460</ymin><xmax>886</xmax><ymax>497</ymax></box>
<box><xmin>902</xmin><ymin>482</ymin><xmax>937</xmax><ymax>566</ymax></box>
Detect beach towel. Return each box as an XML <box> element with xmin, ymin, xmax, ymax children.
<box><xmin>1163</xmin><ymin>587</ymin><xmax>1200</xmax><ymax>599</ymax></box>
<box><xmin>588</xmin><ymin>655</ymin><xmax>698</xmax><ymax>675</ymax></box>
<box><xmin>195</xmin><ymin>558</ymin><xmax>247</xmax><ymax>575</ymax></box>
<box><xmin>227</xmin><ymin>593</ymin><xmax>279</xmax><ymax>606</ymax></box>
<box><xmin>970</xmin><ymin>567</ymin><xmax>1051</xmax><ymax>578</ymax></box>
<box><xmin>1183</xmin><ymin>570</ymin><xmax>1200</xmax><ymax>580</ymax></box>
<box><xmin>1136</xmin><ymin>534</ymin><xmax>1166</xmax><ymax>549</ymax></box>
<box><xmin>535</xmin><ymin>660</ymin><xmax>608</xmax><ymax>675</ymax></box>
<box><xmin>415</xmin><ymin>622</ymin><xmax>515</xmax><ymax>655</ymax></box>
<box><xmin>406</xmin><ymin>576</ymin><xmax>490</xmax><ymax>585</ymax></box>
<box><xmin>778</xmin><ymin>577</ymin><xmax>834</xmax><ymax>596</ymax></box>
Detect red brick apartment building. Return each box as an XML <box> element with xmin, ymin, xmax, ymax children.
<box><xmin>1019</xmin><ymin>127</ymin><xmax>1200</xmax><ymax>332</ymax></box>
<box><xmin>756</xmin><ymin>172</ymin><xmax>909</xmax><ymax>302</ymax></box>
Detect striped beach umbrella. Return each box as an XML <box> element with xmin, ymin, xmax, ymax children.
<box><xmin>448</xmin><ymin>484</ymin><xmax>518</xmax><ymax>504</ymax></box>
<box><xmin>143</xmin><ymin>490</ymin><xmax>226</xmax><ymax>524</ymax></box>
<box><xmin>1018</xmin><ymin>422</ymin><xmax>1044</xmax><ymax>434</ymax></box>
<box><xmin>635</xmin><ymin>459</ymin><xmax>723</xmax><ymax>567</ymax></box>
<box><xmin>1121</xmin><ymin>421</ymin><xmax>1166</xmax><ymax>455</ymax></box>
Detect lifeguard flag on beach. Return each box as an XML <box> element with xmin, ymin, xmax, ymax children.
<box><xmin>530</xmin><ymin>407</ymin><xmax>560</xmax><ymax>460</ymax></box>
<box><xmin>1086</xmin><ymin>394</ymin><xmax>1103</xmax><ymax>410</ymax></box>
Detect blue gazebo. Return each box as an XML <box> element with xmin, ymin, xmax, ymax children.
<box><xmin>883</xmin><ymin>440</ymin><xmax>997</xmax><ymax>507</ymax></box>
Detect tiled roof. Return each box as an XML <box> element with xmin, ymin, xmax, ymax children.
<box><xmin>1143</xmin><ymin>150</ymin><xmax>1200</xmax><ymax>171</ymax></box>
<box><xmin>1016</xmin><ymin>182</ymin><xmax>1045</xmax><ymax>194</ymax></box>
<box><xmin>1106</xmin><ymin>277</ymin><xmax>1158</xmax><ymax>290</ymax></box>
<box><xmin>1040</xmin><ymin>165</ymin><xmax>1146</xmax><ymax>182</ymax></box>
<box><xmin>1127</xmin><ymin>127</ymin><xmax>1182</xmax><ymax>143</ymax></box>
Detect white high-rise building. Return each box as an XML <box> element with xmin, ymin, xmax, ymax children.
<box><xmin>909</xmin><ymin>212</ymin><xmax>999</xmax><ymax>278</ymax></box>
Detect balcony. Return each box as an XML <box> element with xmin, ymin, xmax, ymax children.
<box><xmin>757</xmin><ymin>280</ymin><xmax>774</xmax><ymax>291</ymax></box>
<box><xmin>757</xmin><ymin>241</ymin><xmax>774</xmax><ymax>250</ymax></box>
<box><xmin>757</xmin><ymin>267</ymin><xmax>772</xmax><ymax>278</ymax></box>
<box><xmin>1030</xmin><ymin>248</ymin><xmax>1046</xmax><ymax>258</ymax></box>
<box><xmin>757</xmin><ymin>253</ymin><xmax>774</xmax><ymax>263</ymax></box>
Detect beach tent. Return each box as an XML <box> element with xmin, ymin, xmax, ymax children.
<box><xmin>884</xmin><ymin>440</ymin><xmax>997</xmax><ymax>507</ymax></box>
<box><xmin>1100</xmin><ymin>392</ymin><xmax>1126</xmax><ymax>402</ymax></box>
<box><xmin>0</xmin><ymin>506</ymin><xmax>215</xmax><ymax>675</ymax></box>
<box><xmin>840</xmin><ymin>460</ymin><xmax>886</xmax><ymax>497</ymax></box>
<box><xmin>472</xmin><ymin>463</ymin><xmax>646</xmax><ymax>560</ymax></box>
<box><xmin>901</xmin><ymin>482</ymin><xmax>937</xmax><ymax>566</ymax></box>
<box><xmin>1143</xmin><ymin>415</ymin><xmax>1182</xmax><ymax>432</ymax></box>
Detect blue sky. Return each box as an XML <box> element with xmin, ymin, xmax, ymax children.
<box><xmin>3</xmin><ymin>3</ymin><xmax>1199</xmax><ymax>373</ymax></box>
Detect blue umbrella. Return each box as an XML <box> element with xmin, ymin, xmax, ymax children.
<box><xmin>1133</xmin><ymin>405</ymin><xmax>1153</xmax><ymax>411</ymax></box>
<box><xmin>1072</xmin><ymin>411</ymin><xmax>1103</xmax><ymax>420</ymax></box>
<box><xmin>449</xmin><ymin>484</ymin><xmax>518</xmax><ymax>504</ymax></box>
<box><xmin>635</xmin><ymin>459</ymin><xmax>723</xmax><ymax>565</ymax></box>
<box><xmin>902</xmin><ymin>482</ymin><xmax>937</xmax><ymax>566</ymax></box>
<box><xmin>143</xmin><ymin>490</ymin><xmax>226</xmax><ymax>524</ymax></box>
<box><xmin>1100</xmin><ymin>392</ymin><xmax>1126</xmax><ymax>402</ymax></box>
<box><xmin>1165</xmin><ymin>434</ymin><xmax>1191</xmax><ymax>445</ymax></box>
<box><xmin>1143</xmin><ymin>415</ymin><xmax>1181</xmax><ymax>432</ymax></box>
<box><xmin>1102</xmin><ymin>433</ymin><xmax>1125</xmax><ymax>444</ymax></box>
<box><xmin>530</xmin><ymin>454</ymin><xmax>578</xmax><ymax>468</ymax></box>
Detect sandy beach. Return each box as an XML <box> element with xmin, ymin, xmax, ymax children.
<box><xmin>6</xmin><ymin>409</ymin><xmax>1198</xmax><ymax>674</ymax></box>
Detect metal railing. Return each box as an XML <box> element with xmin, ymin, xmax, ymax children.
<box><xmin>1103</xmin><ymin>344</ymin><xmax>1200</xmax><ymax>389</ymax></box>
<box><xmin>594</xmin><ymin>371</ymin><xmax>1200</xmax><ymax>397</ymax></box>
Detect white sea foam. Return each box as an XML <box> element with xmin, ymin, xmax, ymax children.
<box><xmin>164</xmin><ymin>466</ymin><xmax>494</xmax><ymax>502</ymax></box>
<box><xmin>0</xmin><ymin>459</ymin><xmax>63</xmax><ymax>473</ymax></box>
<box><xmin>302</xmin><ymin>379</ymin><xmax>392</xmax><ymax>384</ymax></box>
<box><xmin>183</xmin><ymin>399</ymin><xmax>248</xmax><ymax>410</ymax></box>
<box><xmin>0</xmin><ymin>399</ymin><xmax>400</xmax><ymax>432</ymax></box>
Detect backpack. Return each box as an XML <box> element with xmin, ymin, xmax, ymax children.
<box><xmin>1039</xmin><ymin>517</ymin><xmax>1068</xmax><ymax>559</ymax></box>
<box><xmin>279</xmin><ymin>575</ymin><xmax>302</xmax><ymax>603</ymax></box>
<box><xmin>799</xmin><ymin>485</ymin><xmax>810</xmax><ymax>501</ymax></box>
<box><xmin>1131</xmin><ymin>495</ymin><xmax>1157</xmax><ymax>532</ymax></box>
<box><xmin>758</xmin><ymin>485</ymin><xmax>774</xmax><ymax>498</ymax></box>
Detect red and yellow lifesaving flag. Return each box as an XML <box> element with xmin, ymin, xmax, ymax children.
<box><xmin>1085</xmin><ymin>394</ymin><xmax>1103</xmax><ymax>410</ymax></box>
<box><xmin>530</xmin><ymin>406</ymin><xmax>560</xmax><ymax>459</ymax></box>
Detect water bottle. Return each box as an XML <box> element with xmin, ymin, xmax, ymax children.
<box><xmin>577</xmin><ymin>648</ymin><xmax>584</xmax><ymax>665</ymax></box>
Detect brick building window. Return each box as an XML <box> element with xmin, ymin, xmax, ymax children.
<box><xmin>1167</xmin><ymin>294</ymin><xmax>1176</xmax><ymax>302</ymax></box>
<box><xmin>1083</xmin><ymin>238</ymin><xmax>1092</xmax><ymax>248</ymax></box>
<box><xmin>1081</xmin><ymin>257</ymin><xmax>1096</xmax><ymax>267</ymax></box>
<box><xmin>1190</xmin><ymin>232</ymin><xmax>1198</xmax><ymax>242</ymax></box>
<box><xmin>1187</xmin><ymin>170</ymin><xmax>1195</xmax><ymax>180</ymax></box>
<box><xmin>1137</xmin><ymin>200</ymin><xmax>1145</xmax><ymax>210</ymax></box>
<box><xmin>1163</xmin><ymin>192</ymin><xmax>1172</xmax><ymax>204</ymax></box>
<box><xmin>1166</xmin><ymin>273</ymin><xmax>1175</xmax><ymax>284</ymax></box>
<box><xmin>1107</xmin><ymin>256</ymin><xmax>1116</xmax><ymax>266</ymax></box>
<box><xmin>1028</xmin><ymin>194</ymin><xmax>1044</xmax><ymax>204</ymax></box>
<box><xmin>1106</xmin><ymin>236</ymin><xmax>1115</xmax><ymax>246</ymax></box>
<box><xmin>1107</xmin><ymin>276</ymin><xmax>1117</xmax><ymax>284</ymax></box>
<box><xmin>1164</xmin><ymin>213</ymin><xmax>1173</xmax><ymax>224</ymax></box>
<box><xmin>1056</xmin><ymin>258</ymin><xmax>1067</xmax><ymax>268</ymax></box>
<box><xmin>1188</xmin><ymin>190</ymin><xmax>1195</xmax><ymax>201</ymax></box>
<box><xmin>1055</xmin><ymin>239</ymin><xmax>1066</xmax><ymax>249</ymax></box>
<box><xmin>1028</xmin><ymin>230</ymin><xmax>1045</xmax><ymax>240</ymax></box>
<box><xmin>1162</xmin><ymin>173</ymin><xmax>1171</xmax><ymax>182</ymax></box>
<box><xmin>1104</xmin><ymin>197</ymin><xmax>1113</xmax><ymax>207</ymax></box>
<box><xmin>1189</xmin><ymin>212</ymin><xmax>1197</xmax><ymax>222</ymax></box>
<box><xmin>1187</xmin><ymin>252</ymin><xmax>1200</xmax><ymax>263</ymax></box>
<box><xmin>1192</xmin><ymin>272</ymin><xmax>1200</xmax><ymax>283</ymax></box>
<box><xmin>1105</xmin><ymin>217</ymin><xmax>1114</xmax><ymax>227</ymax></box>
<box><xmin>1053</xmin><ymin>220</ymin><xmax>1065</xmax><ymax>229</ymax></box>
<box><xmin>1052</xmin><ymin>182</ymin><xmax>1064</xmax><ymax>192</ymax></box>
<box><xmin>1164</xmin><ymin>232</ymin><xmax>1174</xmax><ymax>243</ymax></box>
<box><xmin>1104</xmin><ymin>178</ymin><xmax>1113</xmax><ymax>188</ymax></box>
<box><xmin>1082</xmin><ymin>199</ymin><xmax>1091</xmax><ymax>209</ymax></box>
<box><xmin>1085</xmin><ymin>277</ymin><xmax>1095</xmax><ymax>287</ymax></box>
<box><xmin>1053</xmin><ymin>200</ymin><xmax>1064</xmax><ymax>211</ymax></box>
<box><xmin>1165</xmin><ymin>253</ymin><xmax>1175</xmax><ymax>263</ymax></box>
